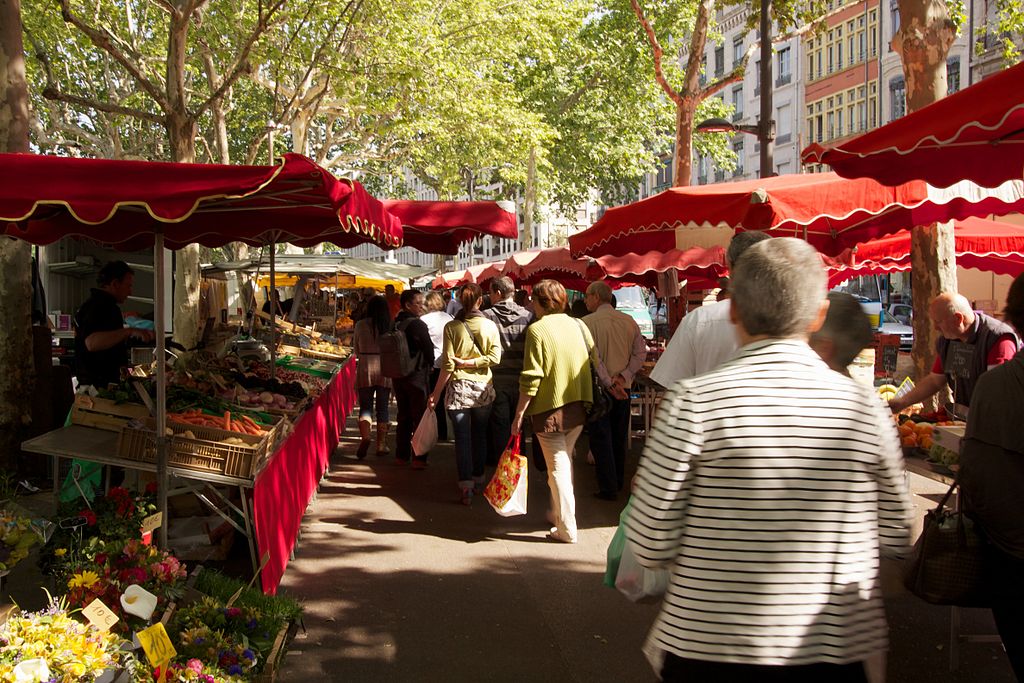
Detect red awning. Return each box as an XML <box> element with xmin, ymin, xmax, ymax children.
<box><xmin>502</xmin><ymin>247</ymin><xmax>602</xmax><ymax>285</ymax></box>
<box><xmin>382</xmin><ymin>199</ymin><xmax>518</xmax><ymax>255</ymax></box>
<box><xmin>432</xmin><ymin>261</ymin><xmax>505</xmax><ymax>289</ymax></box>
<box><xmin>802</xmin><ymin>61</ymin><xmax>1024</xmax><ymax>188</ymax></box>
<box><xmin>568</xmin><ymin>172</ymin><xmax>1024</xmax><ymax>258</ymax></box>
<box><xmin>596</xmin><ymin>247</ymin><xmax>727</xmax><ymax>290</ymax></box>
<box><xmin>826</xmin><ymin>216</ymin><xmax>1024</xmax><ymax>286</ymax></box>
<box><xmin>0</xmin><ymin>152</ymin><xmax>403</xmax><ymax>250</ymax></box>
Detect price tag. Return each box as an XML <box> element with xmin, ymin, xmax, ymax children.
<box><xmin>140</xmin><ymin>512</ymin><xmax>163</xmax><ymax>534</ymax></box>
<box><xmin>137</xmin><ymin>622</ymin><xmax>177</xmax><ymax>667</ymax></box>
<box><xmin>82</xmin><ymin>598</ymin><xmax>119</xmax><ymax>632</ymax></box>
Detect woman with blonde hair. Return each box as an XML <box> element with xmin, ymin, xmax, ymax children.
<box><xmin>512</xmin><ymin>279</ymin><xmax>595</xmax><ymax>543</ymax></box>
<box><xmin>429</xmin><ymin>283</ymin><xmax>502</xmax><ymax>504</ymax></box>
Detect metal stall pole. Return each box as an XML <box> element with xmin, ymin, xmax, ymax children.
<box><xmin>269</xmin><ymin>243</ymin><xmax>276</xmax><ymax>380</ymax></box>
<box><xmin>154</xmin><ymin>232</ymin><xmax>169</xmax><ymax>549</ymax></box>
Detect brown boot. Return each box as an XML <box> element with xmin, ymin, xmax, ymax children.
<box><xmin>376</xmin><ymin>422</ymin><xmax>391</xmax><ymax>456</ymax></box>
<box><xmin>356</xmin><ymin>420</ymin><xmax>372</xmax><ymax>460</ymax></box>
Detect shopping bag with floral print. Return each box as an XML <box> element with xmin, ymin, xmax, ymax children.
<box><xmin>483</xmin><ymin>434</ymin><xmax>528</xmax><ymax>516</ymax></box>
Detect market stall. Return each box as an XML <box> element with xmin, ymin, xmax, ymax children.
<box><xmin>567</xmin><ymin>171</ymin><xmax>1024</xmax><ymax>259</ymax></box>
<box><xmin>0</xmin><ymin>151</ymin><xmax>401</xmax><ymax>581</ymax></box>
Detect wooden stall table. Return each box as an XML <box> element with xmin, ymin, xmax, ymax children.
<box><xmin>21</xmin><ymin>424</ymin><xmax>261</xmax><ymax>571</ymax></box>
<box><xmin>902</xmin><ymin>451</ymin><xmax>1001</xmax><ymax>671</ymax></box>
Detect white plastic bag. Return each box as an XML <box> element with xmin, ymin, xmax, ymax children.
<box><xmin>411</xmin><ymin>409</ymin><xmax>437</xmax><ymax>456</ymax></box>
<box><xmin>615</xmin><ymin>538</ymin><xmax>669</xmax><ymax>603</ymax></box>
<box><xmin>483</xmin><ymin>435</ymin><xmax>528</xmax><ymax>516</ymax></box>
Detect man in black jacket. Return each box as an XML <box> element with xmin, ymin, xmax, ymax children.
<box><xmin>393</xmin><ymin>289</ymin><xmax>435</xmax><ymax>467</ymax></box>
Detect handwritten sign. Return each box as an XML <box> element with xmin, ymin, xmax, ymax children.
<box><xmin>140</xmin><ymin>513</ymin><xmax>163</xmax><ymax>534</ymax></box>
<box><xmin>137</xmin><ymin>622</ymin><xmax>177</xmax><ymax>667</ymax></box>
<box><xmin>82</xmin><ymin>598</ymin><xmax>119</xmax><ymax>632</ymax></box>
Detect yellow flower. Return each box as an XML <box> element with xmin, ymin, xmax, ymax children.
<box><xmin>53</xmin><ymin>548</ymin><xmax>67</xmax><ymax>557</ymax></box>
<box><xmin>67</xmin><ymin>570</ymin><xmax>100</xmax><ymax>590</ymax></box>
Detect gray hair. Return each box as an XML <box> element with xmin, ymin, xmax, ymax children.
<box><xmin>490</xmin><ymin>276</ymin><xmax>515</xmax><ymax>299</ymax></box>
<box><xmin>586</xmin><ymin>280</ymin><xmax>614</xmax><ymax>304</ymax></box>
<box><xmin>731</xmin><ymin>238</ymin><xmax>827</xmax><ymax>338</ymax></box>
<box><xmin>726</xmin><ymin>231</ymin><xmax>771</xmax><ymax>269</ymax></box>
<box><xmin>810</xmin><ymin>291</ymin><xmax>874</xmax><ymax>368</ymax></box>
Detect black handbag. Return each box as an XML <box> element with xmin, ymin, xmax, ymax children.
<box><xmin>903</xmin><ymin>477</ymin><xmax>991</xmax><ymax>608</ymax></box>
<box><xmin>573</xmin><ymin>320</ymin><xmax>612</xmax><ymax>422</ymax></box>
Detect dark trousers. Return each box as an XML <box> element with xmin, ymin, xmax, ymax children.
<box><xmin>588</xmin><ymin>396</ymin><xmax>631</xmax><ymax>494</ymax></box>
<box><xmin>428</xmin><ymin>367</ymin><xmax>448</xmax><ymax>441</ymax></box>
<box><xmin>489</xmin><ymin>383</ymin><xmax>546</xmax><ymax>472</ymax></box>
<box><xmin>357</xmin><ymin>385</ymin><xmax>390</xmax><ymax>423</ymax></box>
<box><xmin>450</xmin><ymin>403</ymin><xmax>492</xmax><ymax>485</ymax></box>
<box><xmin>393</xmin><ymin>371</ymin><xmax>428</xmax><ymax>462</ymax></box>
<box><xmin>661</xmin><ymin>653</ymin><xmax>867</xmax><ymax>683</ymax></box>
<box><xmin>986</xmin><ymin>543</ymin><xmax>1024</xmax><ymax>680</ymax></box>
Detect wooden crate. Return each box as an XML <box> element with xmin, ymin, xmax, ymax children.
<box><xmin>70</xmin><ymin>395</ymin><xmax>150</xmax><ymax>431</ymax></box>
<box><xmin>118</xmin><ymin>418</ymin><xmax>271</xmax><ymax>479</ymax></box>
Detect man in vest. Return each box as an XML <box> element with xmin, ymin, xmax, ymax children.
<box><xmin>889</xmin><ymin>292</ymin><xmax>1019</xmax><ymax>413</ymax></box>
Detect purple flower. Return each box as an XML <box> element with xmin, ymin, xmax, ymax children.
<box><xmin>242</xmin><ymin>649</ymin><xmax>255</xmax><ymax>661</ymax></box>
<box><xmin>228</xmin><ymin>664</ymin><xmax>243</xmax><ymax>675</ymax></box>
<box><xmin>246</xmin><ymin>618</ymin><xmax>258</xmax><ymax>630</ymax></box>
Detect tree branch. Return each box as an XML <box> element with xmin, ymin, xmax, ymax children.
<box><xmin>41</xmin><ymin>87</ymin><xmax>165</xmax><ymax>124</ymax></box>
<box><xmin>194</xmin><ymin>0</ymin><xmax>289</xmax><ymax>117</ymax></box>
<box><xmin>700</xmin><ymin>41</ymin><xmax>759</xmax><ymax>99</ymax></box>
<box><xmin>58</xmin><ymin>0</ymin><xmax>169</xmax><ymax>112</ymax></box>
<box><xmin>629</xmin><ymin>0</ymin><xmax>684</xmax><ymax>105</ymax></box>
<box><xmin>555</xmin><ymin>70</ymin><xmax>603</xmax><ymax>116</ymax></box>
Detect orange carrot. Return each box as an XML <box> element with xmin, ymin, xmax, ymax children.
<box><xmin>224</xmin><ymin>411</ymin><xmax>231</xmax><ymax>431</ymax></box>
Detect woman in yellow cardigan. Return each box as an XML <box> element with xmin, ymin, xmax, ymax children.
<box><xmin>429</xmin><ymin>283</ymin><xmax>502</xmax><ymax>504</ymax></box>
<box><xmin>513</xmin><ymin>280</ymin><xmax>596</xmax><ymax>543</ymax></box>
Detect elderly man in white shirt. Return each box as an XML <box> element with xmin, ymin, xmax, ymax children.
<box><xmin>649</xmin><ymin>231</ymin><xmax>770</xmax><ymax>387</ymax></box>
<box><xmin>627</xmin><ymin>238</ymin><xmax>913</xmax><ymax>682</ymax></box>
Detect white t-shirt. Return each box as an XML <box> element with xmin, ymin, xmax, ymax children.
<box><xmin>421</xmin><ymin>310</ymin><xmax>454</xmax><ymax>368</ymax></box>
<box><xmin>649</xmin><ymin>300</ymin><xmax>738</xmax><ymax>387</ymax></box>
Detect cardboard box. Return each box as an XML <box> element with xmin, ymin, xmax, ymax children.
<box><xmin>870</xmin><ymin>334</ymin><xmax>901</xmax><ymax>376</ymax></box>
<box><xmin>932</xmin><ymin>423</ymin><xmax>966</xmax><ymax>454</ymax></box>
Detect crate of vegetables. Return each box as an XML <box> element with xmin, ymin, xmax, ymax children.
<box><xmin>117</xmin><ymin>414</ymin><xmax>273</xmax><ymax>480</ymax></box>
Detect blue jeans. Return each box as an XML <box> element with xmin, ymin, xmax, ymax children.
<box><xmin>358</xmin><ymin>386</ymin><xmax>390</xmax><ymax>423</ymax></box>
<box><xmin>449</xmin><ymin>404</ymin><xmax>492</xmax><ymax>488</ymax></box>
<box><xmin>588</xmin><ymin>397</ymin><xmax>631</xmax><ymax>494</ymax></box>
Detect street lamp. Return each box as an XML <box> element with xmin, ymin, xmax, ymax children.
<box><xmin>696</xmin><ymin>0</ymin><xmax>776</xmax><ymax>179</ymax></box>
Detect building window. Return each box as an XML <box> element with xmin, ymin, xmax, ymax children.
<box><xmin>809</xmin><ymin>83</ymin><xmax>878</xmax><ymax>143</ymax></box>
<box><xmin>890</xmin><ymin>0</ymin><xmax>900</xmax><ymax>45</ymax></box>
<box><xmin>777</xmin><ymin>103</ymin><xmax>791</xmax><ymax>142</ymax></box>
<box><xmin>948</xmin><ymin>56</ymin><xmax>961</xmax><ymax>93</ymax></box>
<box><xmin>754</xmin><ymin>60</ymin><xmax>761</xmax><ymax>95</ymax></box>
<box><xmin>733</xmin><ymin>37</ymin><xmax>744</xmax><ymax>65</ymax></box>
<box><xmin>776</xmin><ymin>47</ymin><xmax>791</xmax><ymax>85</ymax></box>
<box><xmin>700</xmin><ymin>55</ymin><xmax>707</xmax><ymax>86</ymax></box>
<box><xmin>733</xmin><ymin>139</ymin><xmax>745</xmax><ymax>176</ymax></box>
<box><xmin>890</xmin><ymin>76</ymin><xmax>906</xmax><ymax>120</ymax></box>
<box><xmin>714</xmin><ymin>45</ymin><xmax>725</xmax><ymax>77</ymax></box>
<box><xmin>732</xmin><ymin>86</ymin><xmax>744</xmax><ymax>120</ymax></box>
<box><xmin>697</xmin><ymin>155</ymin><xmax>709</xmax><ymax>185</ymax></box>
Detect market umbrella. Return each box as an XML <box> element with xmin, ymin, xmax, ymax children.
<box><xmin>0</xmin><ymin>151</ymin><xmax>402</xmax><ymax>549</ymax></box>
<box><xmin>0</xmin><ymin>153</ymin><xmax>404</xmax><ymax>249</ymax></box>
<box><xmin>595</xmin><ymin>246</ymin><xmax>727</xmax><ymax>291</ymax></box>
<box><xmin>502</xmin><ymin>247</ymin><xmax>603</xmax><ymax>286</ymax></box>
<box><xmin>568</xmin><ymin>172</ymin><xmax>1024</xmax><ymax>258</ymax></box>
<box><xmin>802</xmin><ymin>60</ymin><xmax>1024</xmax><ymax>188</ymax></box>
<box><xmin>382</xmin><ymin>199</ymin><xmax>518</xmax><ymax>254</ymax></box>
<box><xmin>825</xmin><ymin>216</ymin><xmax>1024</xmax><ymax>286</ymax></box>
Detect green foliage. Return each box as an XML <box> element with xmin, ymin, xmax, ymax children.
<box><xmin>192</xmin><ymin>567</ymin><xmax>303</xmax><ymax>625</ymax></box>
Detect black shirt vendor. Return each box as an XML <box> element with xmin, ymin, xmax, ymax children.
<box><xmin>73</xmin><ymin>261</ymin><xmax>155</xmax><ymax>387</ymax></box>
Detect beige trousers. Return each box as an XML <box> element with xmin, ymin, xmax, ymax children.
<box><xmin>535</xmin><ymin>425</ymin><xmax>583</xmax><ymax>542</ymax></box>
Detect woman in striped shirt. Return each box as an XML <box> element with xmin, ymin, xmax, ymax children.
<box><xmin>626</xmin><ymin>238</ymin><xmax>913</xmax><ymax>682</ymax></box>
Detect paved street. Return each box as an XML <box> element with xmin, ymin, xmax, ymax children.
<box><xmin>275</xmin><ymin>418</ymin><xmax>1016</xmax><ymax>683</ymax></box>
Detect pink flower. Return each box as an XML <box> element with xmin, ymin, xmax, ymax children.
<box><xmin>186</xmin><ymin>659</ymin><xmax>204</xmax><ymax>674</ymax></box>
